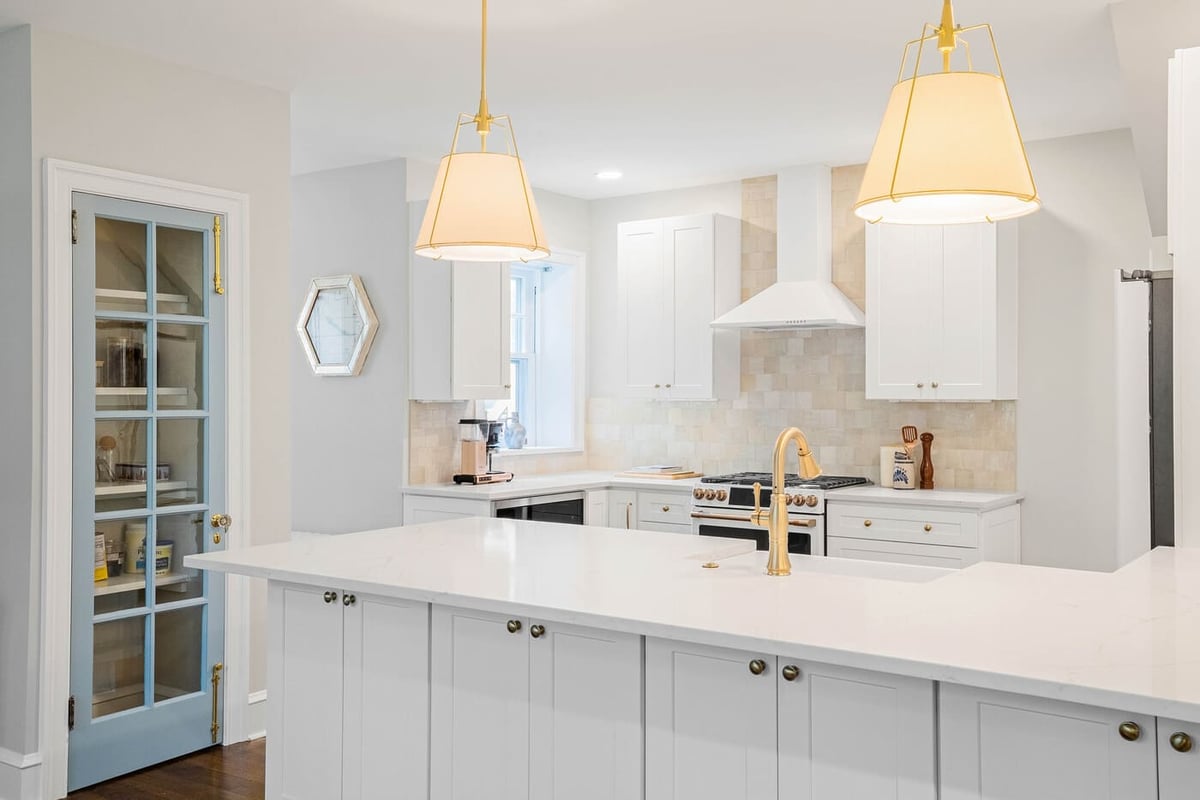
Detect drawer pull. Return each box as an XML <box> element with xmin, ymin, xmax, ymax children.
<box><xmin>781</xmin><ymin>664</ymin><xmax>801</xmax><ymax>682</ymax></box>
<box><xmin>748</xmin><ymin>659</ymin><xmax>766</xmax><ymax>676</ymax></box>
<box><xmin>1118</xmin><ymin>721</ymin><xmax>1141</xmax><ymax>741</ymax></box>
<box><xmin>863</xmin><ymin>520</ymin><xmax>873</xmax><ymax>527</ymax></box>
<box><xmin>662</xmin><ymin>505</ymin><xmax>671</xmax><ymax>512</ymax></box>
<box><xmin>924</xmin><ymin>524</ymin><xmax>933</xmax><ymax>532</ymax></box>
<box><xmin>1170</xmin><ymin>732</ymin><xmax>1193</xmax><ymax>753</ymax></box>
<box><xmin>530</xmin><ymin>624</ymin><xmax>546</xmax><ymax>639</ymax></box>
<box><xmin>506</xmin><ymin>619</ymin><xmax>522</xmax><ymax>634</ymax></box>
<box><xmin>323</xmin><ymin>591</ymin><xmax>337</xmax><ymax>604</ymax></box>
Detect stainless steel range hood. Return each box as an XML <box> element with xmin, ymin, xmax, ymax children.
<box><xmin>711</xmin><ymin>165</ymin><xmax>865</xmax><ymax>331</ymax></box>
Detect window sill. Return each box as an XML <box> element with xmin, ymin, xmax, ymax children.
<box><xmin>494</xmin><ymin>446</ymin><xmax>584</xmax><ymax>459</ymax></box>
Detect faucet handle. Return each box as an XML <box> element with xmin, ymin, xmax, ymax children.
<box><xmin>751</xmin><ymin>482</ymin><xmax>769</xmax><ymax>528</ymax></box>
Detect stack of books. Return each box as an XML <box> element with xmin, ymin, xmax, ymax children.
<box><xmin>614</xmin><ymin>465</ymin><xmax>702</xmax><ymax>480</ymax></box>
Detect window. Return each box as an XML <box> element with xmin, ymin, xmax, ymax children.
<box><xmin>483</xmin><ymin>255</ymin><xmax>583</xmax><ymax>451</ymax></box>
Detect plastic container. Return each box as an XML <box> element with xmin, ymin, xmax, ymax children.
<box><xmin>124</xmin><ymin>522</ymin><xmax>147</xmax><ymax>574</ymax></box>
<box><xmin>154</xmin><ymin>541</ymin><xmax>174</xmax><ymax>576</ymax></box>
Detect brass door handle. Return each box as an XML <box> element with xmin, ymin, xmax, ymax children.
<box><xmin>626</xmin><ymin>502</ymin><xmax>632</xmax><ymax>529</ymax></box>
<box><xmin>1170</xmin><ymin>732</ymin><xmax>1193</xmax><ymax>753</ymax></box>
<box><xmin>781</xmin><ymin>664</ymin><xmax>801</xmax><ymax>682</ymax></box>
<box><xmin>211</xmin><ymin>513</ymin><xmax>232</xmax><ymax>544</ymax></box>
<box><xmin>748</xmin><ymin>659</ymin><xmax>766</xmax><ymax>676</ymax></box>
<box><xmin>1118</xmin><ymin>721</ymin><xmax>1141</xmax><ymax>741</ymax></box>
<box><xmin>506</xmin><ymin>619</ymin><xmax>522</xmax><ymax>634</ymax></box>
<box><xmin>342</xmin><ymin>594</ymin><xmax>356</xmax><ymax>607</ymax></box>
<box><xmin>530</xmin><ymin>624</ymin><xmax>545</xmax><ymax>639</ymax></box>
<box><xmin>323</xmin><ymin>591</ymin><xmax>337</xmax><ymax>604</ymax></box>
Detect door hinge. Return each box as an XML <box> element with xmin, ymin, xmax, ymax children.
<box><xmin>68</xmin><ymin>695</ymin><xmax>75</xmax><ymax>731</ymax></box>
<box><xmin>212</xmin><ymin>216</ymin><xmax>224</xmax><ymax>295</ymax></box>
<box><xmin>70</xmin><ymin>209</ymin><xmax>78</xmax><ymax>245</ymax></box>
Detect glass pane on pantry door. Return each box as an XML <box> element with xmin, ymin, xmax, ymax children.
<box><xmin>154</xmin><ymin>606</ymin><xmax>204</xmax><ymax>700</ymax></box>
<box><xmin>154</xmin><ymin>514</ymin><xmax>205</xmax><ymax>603</ymax></box>
<box><xmin>94</xmin><ymin>418</ymin><xmax>149</xmax><ymax>514</ymax></box>
<box><xmin>92</xmin><ymin>615</ymin><xmax>147</xmax><ymax>718</ymax></box>
<box><xmin>157</xmin><ymin>323</ymin><xmax>205</xmax><ymax>411</ymax></box>
<box><xmin>94</xmin><ymin>217</ymin><xmax>149</xmax><ymax>313</ymax></box>
<box><xmin>95</xmin><ymin>320</ymin><xmax>149</xmax><ymax>412</ymax></box>
<box><xmin>155</xmin><ymin>418</ymin><xmax>204</xmax><ymax>508</ymax></box>
<box><xmin>155</xmin><ymin>225</ymin><xmax>205</xmax><ymax>316</ymax></box>
<box><xmin>92</xmin><ymin>517</ymin><xmax>149</xmax><ymax>615</ymax></box>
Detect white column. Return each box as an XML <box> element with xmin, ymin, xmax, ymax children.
<box><xmin>1174</xmin><ymin>47</ymin><xmax>1200</xmax><ymax>547</ymax></box>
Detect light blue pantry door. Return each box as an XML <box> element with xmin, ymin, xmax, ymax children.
<box><xmin>68</xmin><ymin>193</ymin><xmax>228</xmax><ymax>791</ymax></box>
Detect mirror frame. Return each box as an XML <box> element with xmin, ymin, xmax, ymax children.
<box><xmin>295</xmin><ymin>274</ymin><xmax>379</xmax><ymax>377</ymax></box>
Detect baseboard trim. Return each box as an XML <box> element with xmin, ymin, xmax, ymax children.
<box><xmin>0</xmin><ymin>749</ymin><xmax>42</xmax><ymax>800</ymax></box>
<box><xmin>245</xmin><ymin>690</ymin><xmax>268</xmax><ymax>741</ymax></box>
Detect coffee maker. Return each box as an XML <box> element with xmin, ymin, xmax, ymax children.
<box><xmin>452</xmin><ymin>419</ymin><xmax>514</xmax><ymax>485</ymax></box>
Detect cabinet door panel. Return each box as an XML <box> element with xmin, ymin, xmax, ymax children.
<box><xmin>618</xmin><ymin>221</ymin><xmax>670</xmax><ymax>397</ymax></box>
<box><xmin>608</xmin><ymin>490</ymin><xmax>638</xmax><ymax>530</ymax></box>
<box><xmin>778</xmin><ymin>661</ymin><xmax>936</xmax><ymax>800</ymax></box>
<box><xmin>939</xmin><ymin>684</ymin><xmax>1157</xmax><ymax>800</ymax></box>
<box><xmin>666</xmin><ymin>216</ymin><xmax>715</xmax><ymax>399</ymax></box>
<box><xmin>268</xmin><ymin>583</ymin><xmax>344</xmax><ymax>800</ymax></box>
<box><xmin>936</xmin><ymin>224</ymin><xmax>996</xmax><ymax>400</ymax></box>
<box><xmin>343</xmin><ymin>596</ymin><xmax>429</xmax><ymax>800</ymax></box>
<box><xmin>866</xmin><ymin>225</ymin><xmax>938</xmax><ymax>400</ymax></box>
<box><xmin>451</xmin><ymin>261</ymin><xmax>511</xmax><ymax>399</ymax></box>
<box><xmin>1158</xmin><ymin>717</ymin><xmax>1200</xmax><ymax>800</ymax></box>
<box><xmin>530</xmin><ymin>622</ymin><xmax>643</xmax><ymax>800</ymax></box>
<box><xmin>645</xmin><ymin>638</ymin><xmax>777</xmax><ymax>800</ymax></box>
<box><xmin>431</xmin><ymin>606</ymin><xmax>530</xmax><ymax>800</ymax></box>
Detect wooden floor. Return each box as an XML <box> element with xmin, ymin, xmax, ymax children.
<box><xmin>68</xmin><ymin>739</ymin><xmax>265</xmax><ymax>800</ymax></box>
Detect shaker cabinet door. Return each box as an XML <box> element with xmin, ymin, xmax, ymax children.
<box><xmin>665</xmin><ymin>215</ymin><xmax>716</xmax><ymax>400</ymax></box>
<box><xmin>1158</xmin><ymin>717</ymin><xmax>1200</xmax><ymax>800</ymax></box>
<box><xmin>866</xmin><ymin>224</ymin><xmax>939</xmax><ymax>400</ymax></box>
<box><xmin>451</xmin><ymin>261</ymin><xmax>511</xmax><ymax>399</ymax></box>
<box><xmin>431</xmin><ymin>606</ymin><xmax>531</xmax><ymax>800</ymax></box>
<box><xmin>645</xmin><ymin>638</ymin><xmax>778</xmax><ymax>800</ymax></box>
<box><xmin>778</xmin><ymin>660</ymin><xmax>936</xmax><ymax>800</ymax></box>
<box><xmin>935</xmin><ymin>224</ymin><xmax>997</xmax><ymax>400</ymax></box>
<box><xmin>618</xmin><ymin>220</ymin><xmax>671</xmax><ymax>398</ymax></box>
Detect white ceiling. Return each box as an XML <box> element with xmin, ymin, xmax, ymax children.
<box><xmin>0</xmin><ymin>0</ymin><xmax>1140</xmax><ymax>199</ymax></box>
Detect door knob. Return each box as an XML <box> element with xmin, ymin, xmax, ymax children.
<box><xmin>210</xmin><ymin>513</ymin><xmax>232</xmax><ymax>544</ymax></box>
<box><xmin>323</xmin><ymin>591</ymin><xmax>337</xmax><ymax>604</ymax></box>
<box><xmin>342</xmin><ymin>594</ymin><xmax>356</xmax><ymax>607</ymax></box>
<box><xmin>530</xmin><ymin>624</ymin><xmax>545</xmax><ymax>639</ymax></box>
<box><xmin>506</xmin><ymin>619</ymin><xmax>522</xmax><ymax>634</ymax></box>
<box><xmin>781</xmin><ymin>664</ymin><xmax>801</xmax><ymax>682</ymax></box>
<box><xmin>1170</xmin><ymin>732</ymin><xmax>1193</xmax><ymax>753</ymax></box>
<box><xmin>748</xmin><ymin>659</ymin><xmax>766</xmax><ymax>676</ymax></box>
<box><xmin>1118</xmin><ymin>721</ymin><xmax>1141</xmax><ymax>741</ymax></box>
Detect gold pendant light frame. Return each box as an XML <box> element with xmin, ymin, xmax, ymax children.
<box><xmin>855</xmin><ymin>1</ymin><xmax>1040</xmax><ymax>225</ymax></box>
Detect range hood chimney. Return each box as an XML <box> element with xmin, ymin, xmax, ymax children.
<box><xmin>711</xmin><ymin>165</ymin><xmax>865</xmax><ymax>330</ymax></box>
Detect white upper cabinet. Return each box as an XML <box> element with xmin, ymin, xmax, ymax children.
<box><xmin>866</xmin><ymin>222</ymin><xmax>1017</xmax><ymax>401</ymax></box>
<box><xmin>617</xmin><ymin>214</ymin><xmax>740</xmax><ymax>400</ymax></box>
<box><xmin>410</xmin><ymin>259</ymin><xmax>512</xmax><ymax>400</ymax></box>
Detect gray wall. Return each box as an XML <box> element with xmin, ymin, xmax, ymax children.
<box><xmin>291</xmin><ymin>161</ymin><xmax>409</xmax><ymax>533</ymax></box>
<box><xmin>0</xmin><ymin>24</ymin><xmax>37</xmax><ymax>761</ymax></box>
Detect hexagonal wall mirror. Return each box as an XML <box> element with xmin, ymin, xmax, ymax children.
<box><xmin>296</xmin><ymin>274</ymin><xmax>379</xmax><ymax>376</ymax></box>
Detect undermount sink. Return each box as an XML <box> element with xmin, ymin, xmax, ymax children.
<box><xmin>711</xmin><ymin>550</ymin><xmax>952</xmax><ymax>583</ymax></box>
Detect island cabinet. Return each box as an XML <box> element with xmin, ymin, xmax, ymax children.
<box><xmin>1158</xmin><ymin>717</ymin><xmax>1200</xmax><ymax>800</ymax></box>
<box><xmin>430</xmin><ymin>606</ymin><xmax>643</xmax><ymax>800</ymax></box>
<box><xmin>645</xmin><ymin>639</ymin><xmax>937</xmax><ymax>800</ymax></box>
<box><xmin>266</xmin><ymin>583</ymin><xmax>430</xmax><ymax>800</ymax></box>
<box><xmin>938</xmin><ymin>685</ymin><xmax>1158</xmax><ymax>800</ymax></box>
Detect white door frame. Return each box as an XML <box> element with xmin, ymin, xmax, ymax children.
<box><xmin>40</xmin><ymin>159</ymin><xmax>253</xmax><ymax>800</ymax></box>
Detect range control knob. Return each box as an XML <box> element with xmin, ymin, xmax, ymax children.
<box><xmin>805</xmin><ymin>495</ymin><xmax>819</xmax><ymax>507</ymax></box>
<box><xmin>788</xmin><ymin>495</ymin><xmax>801</xmax><ymax>506</ymax></box>
<box><xmin>715</xmin><ymin>490</ymin><xmax>727</xmax><ymax>501</ymax></box>
<box><xmin>704</xmin><ymin>489</ymin><xmax>717</xmax><ymax>500</ymax></box>
<box><xmin>693</xmin><ymin>488</ymin><xmax>705</xmax><ymax>500</ymax></box>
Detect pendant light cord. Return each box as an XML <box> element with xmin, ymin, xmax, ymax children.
<box><xmin>475</xmin><ymin>0</ymin><xmax>492</xmax><ymax>146</ymax></box>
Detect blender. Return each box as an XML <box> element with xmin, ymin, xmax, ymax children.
<box><xmin>452</xmin><ymin>419</ymin><xmax>514</xmax><ymax>485</ymax></box>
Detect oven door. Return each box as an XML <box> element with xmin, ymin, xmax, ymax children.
<box><xmin>689</xmin><ymin>510</ymin><xmax>824</xmax><ymax>556</ymax></box>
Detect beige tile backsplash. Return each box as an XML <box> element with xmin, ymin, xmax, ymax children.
<box><xmin>410</xmin><ymin>169</ymin><xmax>1017</xmax><ymax>490</ymax></box>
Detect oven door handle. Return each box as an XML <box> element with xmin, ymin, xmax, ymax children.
<box><xmin>690</xmin><ymin>512</ymin><xmax>817</xmax><ymax>528</ymax></box>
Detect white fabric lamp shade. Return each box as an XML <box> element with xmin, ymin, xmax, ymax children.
<box><xmin>855</xmin><ymin>71</ymin><xmax>1040</xmax><ymax>225</ymax></box>
<box><xmin>415</xmin><ymin>151</ymin><xmax>549</xmax><ymax>262</ymax></box>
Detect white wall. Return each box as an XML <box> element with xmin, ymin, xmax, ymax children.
<box><xmin>6</xmin><ymin>27</ymin><xmax>291</xmax><ymax>778</ymax></box>
<box><xmin>1114</xmin><ymin>273</ymin><xmax>1152</xmax><ymax>567</ymax></box>
<box><xmin>587</xmin><ymin>181</ymin><xmax>742</xmax><ymax>395</ymax></box>
<box><xmin>1016</xmin><ymin>130</ymin><xmax>1153</xmax><ymax>570</ymax></box>
<box><xmin>1175</xmin><ymin>47</ymin><xmax>1200</xmax><ymax>546</ymax></box>
<box><xmin>291</xmin><ymin>160</ymin><xmax>408</xmax><ymax>533</ymax></box>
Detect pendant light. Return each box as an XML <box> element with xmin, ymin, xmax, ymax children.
<box><xmin>855</xmin><ymin>0</ymin><xmax>1040</xmax><ymax>225</ymax></box>
<box><xmin>415</xmin><ymin>0</ymin><xmax>550</xmax><ymax>262</ymax></box>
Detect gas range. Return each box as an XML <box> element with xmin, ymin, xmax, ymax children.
<box><xmin>691</xmin><ymin>472</ymin><xmax>872</xmax><ymax>516</ymax></box>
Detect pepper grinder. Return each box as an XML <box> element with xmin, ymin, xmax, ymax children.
<box><xmin>919</xmin><ymin>432</ymin><xmax>935</xmax><ymax>490</ymax></box>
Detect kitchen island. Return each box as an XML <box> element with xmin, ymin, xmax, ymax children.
<box><xmin>188</xmin><ymin>518</ymin><xmax>1200</xmax><ymax>800</ymax></box>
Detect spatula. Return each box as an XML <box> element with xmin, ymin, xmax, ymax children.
<box><xmin>901</xmin><ymin>425</ymin><xmax>919</xmax><ymax>461</ymax></box>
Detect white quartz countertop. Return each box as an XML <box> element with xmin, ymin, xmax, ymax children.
<box><xmin>826</xmin><ymin>485</ymin><xmax>1024</xmax><ymax>511</ymax></box>
<box><xmin>187</xmin><ymin>519</ymin><xmax>1200</xmax><ymax>722</ymax></box>
<box><xmin>401</xmin><ymin>470</ymin><xmax>700</xmax><ymax>500</ymax></box>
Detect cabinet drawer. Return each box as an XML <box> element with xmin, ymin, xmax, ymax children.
<box><xmin>637</xmin><ymin>492</ymin><xmax>691</xmax><ymax>526</ymax></box>
<box><xmin>827</xmin><ymin>537</ymin><xmax>978</xmax><ymax>569</ymax></box>
<box><xmin>827</xmin><ymin>502</ymin><xmax>978</xmax><ymax>548</ymax></box>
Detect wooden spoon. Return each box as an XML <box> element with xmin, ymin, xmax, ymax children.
<box><xmin>901</xmin><ymin>426</ymin><xmax>919</xmax><ymax>460</ymax></box>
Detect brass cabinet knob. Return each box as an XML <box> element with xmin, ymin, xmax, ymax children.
<box><xmin>924</xmin><ymin>524</ymin><xmax>933</xmax><ymax>532</ymax></box>
<box><xmin>932</xmin><ymin>382</ymin><xmax>940</xmax><ymax>389</ymax></box>
<box><xmin>1170</xmin><ymin>732</ymin><xmax>1193</xmax><ymax>753</ymax></box>
<box><xmin>1118</xmin><ymin>721</ymin><xmax>1142</xmax><ymax>741</ymax></box>
<box><xmin>665</xmin><ymin>384</ymin><xmax>672</xmax><ymax>389</ymax></box>
<box><xmin>748</xmin><ymin>659</ymin><xmax>766</xmax><ymax>676</ymax></box>
<box><xmin>323</xmin><ymin>591</ymin><xmax>337</xmax><ymax>604</ymax></box>
<box><xmin>530</xmin><ymin>624</ymin><xmax>545</xmax><ymax>639</ymax></box>
<box><xmin>781</xmin><ymin>664</ymin><xmax>801</xmax><ymax>682</ymax></box>
<box><xmin>506</xmin><ymin>619</ymin><xmax>522</xmax><ymax>634</ymax></box>
<box><xmin>662</xmin><ymin>505</ymin><xmax>671</xmax><ymax>512</ymax></box>
<box><xmin>654</xmin><ymin>384</ymin><xmax>661</xmax><ymax>389</ymax></box>
<box><xmin>342</xmin><ymin>593</ymin><xmax>356</xmax><ymax>607</ymax></box>
<box><xmin>916</xmin><ymin>383</ymin><xmax>925</xmax><ymax>389</ymax></box>
<box><xmin>863</xmin><ymin>520</ymin><xmax>873</xmax><ymax>527</ymax></box>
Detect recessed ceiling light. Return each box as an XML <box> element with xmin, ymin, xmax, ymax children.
<box><xmin>595</xmin><ymin>170</ymin><xmax>623</xmax><ymax>180</ymax></box>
